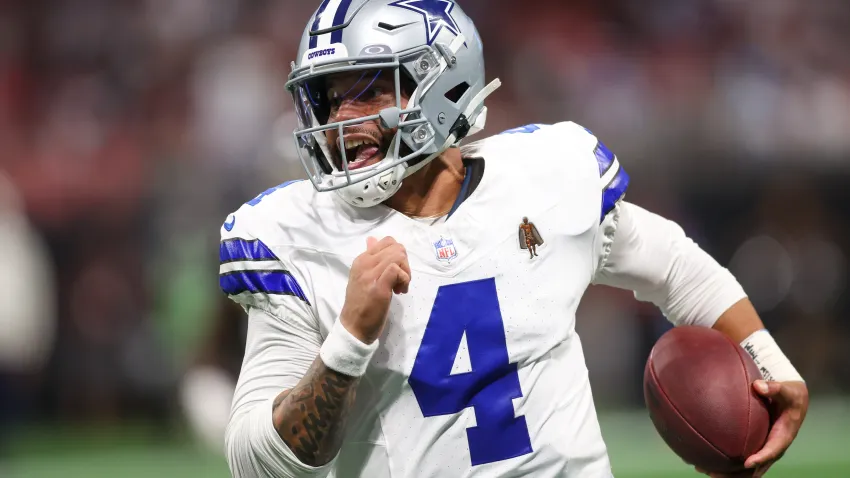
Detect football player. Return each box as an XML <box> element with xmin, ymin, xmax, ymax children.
<box><xmin>220</xmin><ymin>1</ymin><xmax>808</xmax><ymax>477</ymax></box>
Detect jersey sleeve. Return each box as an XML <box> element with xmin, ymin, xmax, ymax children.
<box><xmin>219</xmin><ymin>221</ymin><xmax>312</xmax><ymax>311</ymax></box>
<box><xmin>561</xmin><ymin>124</ymin><xmax>630</xmax><ymax>223</ymax></box>
<box><xmin>592</xmin><ymin>201</ymin><xmax>747</xmax><ymax>327</ymax></box>
<box><xmin>218</xmin><ymin>208</ymin><xmax>333</xmax><ymax>477</ymax></box>
<box><xmin>225</xmin><ymin>307</ymin><xmax>331</xmax><ymax>478</ymax></box>
<box><xmin>553</xmin><ymin>122</ymin><xmax>630</xmax><ymax>222</ymax></box>
<box><xmin>220</xmin><ymin>207</ymin><xmax>321</xmax><ymax>402</ymax></box>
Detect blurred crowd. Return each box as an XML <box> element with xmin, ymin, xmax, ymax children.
<box><xmin>1</xmin><ymin>0</ymin><xmax>848</xmax><ymax>451</ymax></box>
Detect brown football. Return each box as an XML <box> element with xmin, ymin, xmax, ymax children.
<box><xmin>644</xmin><ymin>326</ymin><xmax>770</xmax><ymax>474</ymax></box>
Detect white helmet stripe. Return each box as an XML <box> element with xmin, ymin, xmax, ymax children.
<box><xmin>313</xmin><ymin>0</ymin><xmax>347</xmax><ymax>48</ymax></box>
<box><xmin>308</xmin><ymin>0</ymin><xmax>332</xmax><ymax>49</ymax></box>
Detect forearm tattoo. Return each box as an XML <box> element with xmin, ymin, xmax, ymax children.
<box><xmin>271</xmin><ymin>357</ymin><xmax>360</xmax><ymax>467</ymax></box>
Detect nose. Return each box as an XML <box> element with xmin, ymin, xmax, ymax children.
<box><xmin>329</xmin><ymin>98</ymin><xmax>370</xmax><ymax>124</ymax></box>
<box><xmin>325</xmin><ymin>99</ymin><xmax>375</xmax><ymax>151</ymax></box>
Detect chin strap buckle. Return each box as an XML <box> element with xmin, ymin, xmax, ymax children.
<box><xmin>450</xmin><ymin>78</ymin><xmax>502</xmax><ymax>142</ymax></box>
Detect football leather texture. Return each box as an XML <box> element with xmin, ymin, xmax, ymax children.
<box><xmin>644</xmin><ymin>326</ymin><xmax>770</xmax><ymax>474</ymax></box>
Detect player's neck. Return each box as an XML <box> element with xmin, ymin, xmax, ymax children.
<box><xmin>383</xmin><ymin>148</ymin><xmax>465</xmax><ymax>218</ymax></box>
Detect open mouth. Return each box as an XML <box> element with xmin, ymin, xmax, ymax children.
<box><xmin>339</xmin><ymin>133</ymin><xmax>383</xmax><ymax>171</ymax></box>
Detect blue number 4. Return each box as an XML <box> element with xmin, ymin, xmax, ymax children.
<box><xmin>408</xmin><ymin>278</ymin><xmax>533</xmax><ymax>466</ymax></box>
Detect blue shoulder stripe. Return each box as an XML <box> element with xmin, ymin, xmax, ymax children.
<box><xmin>220</xmin><ymin>270</ymin><xmax>311</xmax><ymax>305</ymax></box>
<box><xmin>220</xmin><ymin>238</ymin><xmax>278</xmax><ymax>264</ymax></box>
<box><xmin>602</xmin><ymin>167</ymin><xmax>630</xmax><ymax>221</ymax></box>
<box><xmin>247</xmin><ymin>180</ymin><xmax>301</xmax><ymax>207</ymax></box>
<box><xmin>500</xmin><ymin>124</ymin><xmax>543</xmax><ymax>135</ymax></box>
<box><xmin>594</xmin><ymin>140</ymin><xmax>616</xmax><ymax>177</ymax></box>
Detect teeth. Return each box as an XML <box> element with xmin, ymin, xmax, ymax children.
<box><xmin>344</xmin><ymin>138</ymin><xmax>377</xmax><ymax>149</ymax></box>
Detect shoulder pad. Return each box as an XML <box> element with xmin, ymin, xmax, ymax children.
<box><xmin>559</xmin><ymin>122</ymin><xmax>630</xmax><ymax>221</ymax></box>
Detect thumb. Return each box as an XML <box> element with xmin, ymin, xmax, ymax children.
<box><xmin>753</xmin><ymin>380</ymin><xmax>782</xmax><ymax>397</ymax></box>
<box><xmin>367</xmin><ymin>236</ymin><xmax>378</xmax><ymax>249</ymax></box>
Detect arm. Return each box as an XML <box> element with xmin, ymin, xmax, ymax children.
<box><xmin>593</xmin><ymin>201</ymin><xmax>807</xmax><ymax>477</ymax></box>
<box><xmin>261</xmin><ymin>234</ymin><xmax>410</xmax><ymax>469</ymax></box>
<box><xmin>592</xmin><ymin>202</ymin><xmax>803</xmax><ymax>380</ymax></box>
<box><xmin>224</xmin><ymin>238</ymin><xmax>408</xmax><ymax>477</ymax></box>
<box><xmin>270</xmin><ymin>351</ymin><xmax>359</xmax><ymax>466</ymax></box>
<box><xmin>711</xmin><ymin>299</ymin><xmax>761</xmax><ymax>343</ymax></box>
<box><xmin>592</xmin><ymin>201</ymin><xmax>747</xmax><ymax>328</ymax></box>
<box><xmin>226</xmin><ymin>304</ymin><xmax>376</xmax><ymax>477</ymax></box>
<box><xmin>225</xmin><ymin>305</ymin><xmax>341</xmax><ymax>477</ymax></box>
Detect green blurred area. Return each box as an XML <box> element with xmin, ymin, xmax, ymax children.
<box><xmin>4</xmin><ymin>400</ymin><xmax>848</xmax><ymax>478</ymax></box>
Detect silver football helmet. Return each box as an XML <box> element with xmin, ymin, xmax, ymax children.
<box><xmin>285</xmin><ymin>0</ymin><xmax>500</xmax><ymax>207</ymax></box>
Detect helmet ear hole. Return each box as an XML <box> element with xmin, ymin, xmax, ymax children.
<box><xmin>444</xmin><ymin>82</ymin><xmax>470</xmax><ymax>104</ymax></box>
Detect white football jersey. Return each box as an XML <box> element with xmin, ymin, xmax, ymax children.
<box><xmin>221</xmin><ymin>121</ymin><xmax>631</xmax><ymax>477</ymax></box>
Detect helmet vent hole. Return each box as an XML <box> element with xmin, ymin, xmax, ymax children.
<box><xmin>377</xmin><ymin>22</ymin><xmax>405</xmax><ymax>32</ymax></box>
<box><xmin>445</xmin><ymin>82</ymin><xmax>470</xmax><ymax>104</ymax></box>
<box><xmin>364</xmin><ymin>184</ymin><xmax>369</xmax><ymax>191</ymax></box>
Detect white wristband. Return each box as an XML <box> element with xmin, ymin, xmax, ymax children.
<box><xmin>740</xmin><ymin>329</ymin><xmax>804</xmax><ymax>383</ymax></box>
<box><xmin>320</xmin><ymin>319</ymin><xmax>378</xmax><ymax>377</ymax></box>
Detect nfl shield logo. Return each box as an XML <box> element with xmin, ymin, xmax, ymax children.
<box><xmin>433</xmin><ymin>236</ymin><xmax>458</xmax><ymax>263</ymax></box>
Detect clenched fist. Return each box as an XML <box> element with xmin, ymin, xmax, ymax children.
<box><xmin>340</xmin><ymin>236</ymin><xmax>412</xmax><ymax>344</ymax></box>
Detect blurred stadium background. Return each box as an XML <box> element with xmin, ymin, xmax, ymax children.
<box><xmin>1</xmin><ymin>0</ymin><xmax>849</xmax><ymax>476</ymax></box>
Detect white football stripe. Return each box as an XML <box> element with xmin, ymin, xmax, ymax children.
<box><xmin>226</xmin><ymin>290</ymin><xmax>311</xmax><ymax>309</ymax></box>
<box><xmin>600</xmin><ymin>157</ymin><xmax>620</xmax><ymax>190</ymax></box>
<box><xmin>219</xmin><ymin>260</ymin><xmax>283</xmax><ymax>275</ymax></box>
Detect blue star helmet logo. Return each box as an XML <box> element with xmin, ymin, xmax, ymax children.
<box><xmin>389</xmin><ymin>0</ymin><xmax>461</xmax><ymax>46</ymax></box>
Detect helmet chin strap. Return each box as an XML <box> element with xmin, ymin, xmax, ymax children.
<box><xmin>460</xmin><ymin>78</ymin><xmax>502</xmax><ymax>138</ymax></box>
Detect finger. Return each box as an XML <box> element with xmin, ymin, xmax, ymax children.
<box><xmin>381</xmin><ymin>254</ymin><xmax>412</xmax><ymax>294</ymax></box>
<box><xmin>374</xmin><ymin>244</ymin><xmax>411</xmax><ymax>277</ymax></box>
<box><xmin>366</xmin><ymin>236</ymin><xmax>379</xmax><ymax>249</ymax></box>
<box><xmin>373</xmin><ymin>246</ymin><xmax>409</xmax><ymax>277</ymax></box>
<box><xmin>382</xmin><ymin>258</ymin><xmax>411</xmax><ymax>294</ymax></box>
<box><xmin>367</xmin><ymin>236</ymin><xmax>398</xmax><ymax>254</ymax></box>
<box><xmin>378</xmin><ymin>263</ymin><xmax>410</xmax><ymax>294</ymax></box>
<box><xmin>396</xmin><ymin>246</ymin><xmax>411</xmax><ymax>279</ymax></box>
<box><xmin>745</xmin><ymin>419</ymin><xmax>793</xmax><ymax>468</ymax></box>
<box><xmin>393</xmin><ymin>277</ymin><xmax>410</xmax><ymax>295</ymax></box>
<box><xmin>753</xmin><ymin>380</ymin><xmax>782</xmax><ymax>398</ymax></box>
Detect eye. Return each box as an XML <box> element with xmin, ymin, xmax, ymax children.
<box><xmin>358</xmin><ymin>87</ymin><xmax>384</xmax><ymax>101</ymax></box>
<box><xmin>328</xmin><ymin>90</ymin><xmax>341</xmax><ymax>108</ymax></box>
